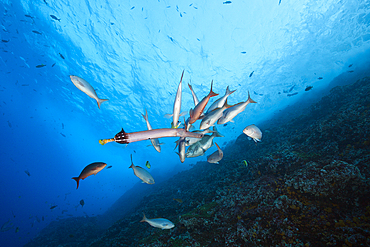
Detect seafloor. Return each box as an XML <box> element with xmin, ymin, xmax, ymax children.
<box><xmin>25</xmin><ymin>77</ymin><xmax>370</xmax><ymax>247</ymax></box>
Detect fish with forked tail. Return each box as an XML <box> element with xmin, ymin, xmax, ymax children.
<box><xmin>72</xmin><ymin>162</ymin><xmax>107</xmax><ymax>189</ymax></box>
<box><xmin>129</xmin><ymin>154</ymin><xmax>154</xmax><ymax>184</ymax></box>
<box><xmin>206</xmin><ymin>86</ymin><xmax>236</xmax><ymax>113</ymax></box>
<box><xmin>69</xmin><ymin>75</ymin><xmax>108</xmax><ymax>109</ymax></box>
<box><xmin>207</xmin><ymin>143</ymin><xmax>223</xmax><ymax>164</ymax></box>
<box><xmin>188</xmin><ymin>80</ymin><xmax>218</xmax><ymax>124</ymax></box>
<box><xmin>140</xmin><ymin>213</ymin><xmax>174</xmax><ymax>229</ymax></box>
<box><xmin>164</xmin><ymin>70</ymin><xmax>187</xmax><ymax>128</ymax></box>
<box><xmin>142</xmin><ymin>109</ymin><xmax>162</xmax><ymax>152</ymax></box>
<box><xmin>175</xmin><ymin>137</ymin><xmax>186</xmax><ymax>163</ymax></box>
<box><xmin>186</xmin><ymin>127</ymin><xmax>223</xmax><ymax>158</ymax></box>
<box><xmin>217</xmin><ymin>91</ymin><xmax>256</xmax><ymax>125</ymax></box>
<box><xmin>200</xmin><ymin>99</ymin><xmax>233</xmax><ymax>130</ymax></box>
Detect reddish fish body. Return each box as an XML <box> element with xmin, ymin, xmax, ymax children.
<box><xmin>114</xmin><ymin>128</ymin><xmax>203</xmax><ymax>144</ymax></box>
<box><xmin>72</xmin><ymin>162</ymin><xmax>107</xmax><ymax>189</ymax></box>
<box><xmin>188</xmin><ymin>81</ymin><xmax>218</xmax><ymax>124</ymax></box>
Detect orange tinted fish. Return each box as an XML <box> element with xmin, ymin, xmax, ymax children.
<box><xmin>72</xmin><ymin>162</ymin><xmax>107</xmax><ymax>189</ymax></box>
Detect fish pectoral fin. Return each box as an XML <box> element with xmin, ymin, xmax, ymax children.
<box><xmin>164</xmin><ymin>114</ymin><xmax>173</xmax><ymax>119</ymax></box>
<box><xmin>179</xmin><ymin>111</ymin><xmax>187</xmax><ymax>117</ymax></box>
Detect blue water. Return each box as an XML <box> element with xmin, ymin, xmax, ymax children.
<box><xmin>1</xmin><ymin>0</ymin><xmax>370</xmax><ymax>246</ymax></box>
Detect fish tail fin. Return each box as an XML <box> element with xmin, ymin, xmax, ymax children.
<box><xmin>164</xmin><ymin>113</ymin><xmax>173</xmax><ymax>119</ymax></box>
<box><xmin>129</xmin><ymin>154</ymin><xmax>134</xmax><ymax>168</ymax></box>
<box><xmin>141</xmin><ymin>109</ymin><xmax>149</xmax><ymax>121</ymax></box>
<box><xmin>212</xmin><ymin>126</ymin><xmax>224</xmax><ymax>138</ymax></box>
<box><xmin>215</xmin><ymin>142</ymin><xmax>221</xmax><ymax>151</ymax></box>
<box><xmin>97</xmin><ymin>98</ymin><xmax>109</xmax><ymax>109</ymax></box>
<box><xmin>174</xmin><ymin>139</ymin><xmax>180</xmax><ymax>149</ymax></box>
<box><xmin>140</xmin><ymin>213</ymin><xmax>147</xmax><ymax>222</ymax></box>
<box><xmin>224</xmin><ymin>99</ymin><xmax>233</xmax><ymax>109</ymax></box>
<box><xmin>226</xmin><ymin>86</ymin><xmax>237</xmax><ymax>96</ymax></box>
<box><xmin>72</xmin><ymin>177</ymin><xmax>80</xmax><ymax>189</ymax></box>
<box><xmin>209</xmin><ymin>80</ymin><xmax>218</xmax><ymax>98</ymax></box>
<box><xmin>188</xmin><ymin>83</ymin><xmax>193</xmax><ymax>92</ymax></box>
<box><xmin>180</xmin><ymin>70</ymin><xmax>184</xmax><ymax>83</ymax></box>
<box><xmin>247</xmin><ymin>91</ymin><xmax>257</xmax><ymax>104</ymax></box>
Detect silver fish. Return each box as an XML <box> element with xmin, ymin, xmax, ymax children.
<box><xmin>186</xmin><ymin>127</ymin><xmax>223</xmax><ymax>158</ymax></box>
<box><xmin>200</xmin><ymin>100</ymin><xmax>232</xmax><ymax>130</ymax></box>
<box><xmin>69</xmin><ymin>75</ymin><xmax>108</xmax><ymax>109</ymax></box>
<box><xmin>140</xmin><ymin>213</ymin><xmax>174</xmax><ymax>229</ymax></box>
<box><xmin>188</xmin><ymin>82</ymin><xmax>199</xmax><ymax>106</ymax></box>
<box><xmin>243</xmin><ymin>124</ymin><xmax>262</xmax><ymax>142</ymax></box>
<box><xmin>207</xmin><ymin>142</ymin><xmax>223</xmax><ymax>164</ymax></box>
<box><xmin>175</xmin><ymin>137</ymin><xmax>186</xmax><ymax>163</ymax></box>
<box><xmin>184</xmin><ymin>128</ymin><xmax>214</xmax><ymax>146</ymax></box>
<box><xmin>142</xmin><ymin>109</ymin><xmax>161</xmax><ymax>153</ymax></box>
<box><xmin>206</xmin><ymin>86</ymin><xmax>236</xmax><ymax>113</ymax></box>
<box><xmin>129</xmin><ymin>154</ymin><xmax>154</xmax><ymax>184</ymax></box>
<box><xmin>164</xmin><ymin>70</ymin><xmax>187</xmax><ymax>128</ymax></box>
<box><xmin>217</xmin><ymin>91</ymin><xmax>256</xmax><ymax>125</ymax></box>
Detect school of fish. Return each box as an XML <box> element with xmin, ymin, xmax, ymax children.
<box><xmin>68</xmin><ymin>71</ymin><xmax>262</xmax><ymax>229</ymax></box>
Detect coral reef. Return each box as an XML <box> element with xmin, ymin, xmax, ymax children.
<box><xmin>25</xmin><ymin>77</ymin><xmax>370</xmax><ymax>246</ymax></box>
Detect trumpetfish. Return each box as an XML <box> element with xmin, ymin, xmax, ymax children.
<box><xmin>99</xmin><ymin>128</ymin><xmax>203</xmax><ymax>145</ymax></box>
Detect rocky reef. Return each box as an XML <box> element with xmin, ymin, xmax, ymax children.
<box><xmin>25</xmin><ymin>77</ymin><xmax>370</xmax><ymax>246</ymax></box>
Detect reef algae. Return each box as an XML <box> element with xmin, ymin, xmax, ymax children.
<box><xmin>25</xmin><ymin>77</ymin><xmax>370</xmax><ymax>246</ymax></box>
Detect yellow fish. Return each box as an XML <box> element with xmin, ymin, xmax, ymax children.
<box><xmin>173</xmin><ymin>198</ymin><xmax>183</xmax><ymax>203</ymax></box>
<box><xmin>145</xmin><ymin>161</ymin><xmax>151</xmax><ymax>169</ymax></box>
<box><xmin>242</xmin><ymin>160</ymin><xmax>248</xmax><ymax>167</ymax></box>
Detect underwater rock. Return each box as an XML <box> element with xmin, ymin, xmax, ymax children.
<box><xmin>285</xmin><ymin>160</ymin><xmax>366</xmax><ymax>198</ymax></box>
<box><xmin>25</xmin><ymin>77</ymin><xmax>370</xmax><ymax>247</ymax></box>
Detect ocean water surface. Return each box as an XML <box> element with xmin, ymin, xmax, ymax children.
<box><xmin>1</xmin><ymin>0</ymin><xmax>370</xmax><ymax>246</ymax></box>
